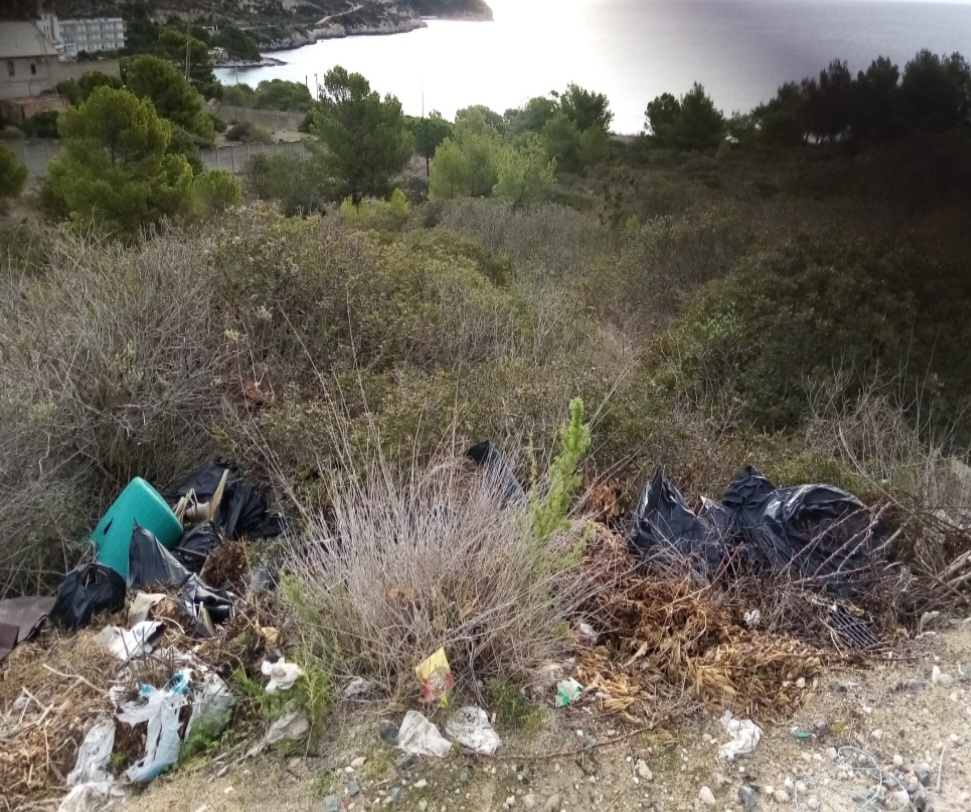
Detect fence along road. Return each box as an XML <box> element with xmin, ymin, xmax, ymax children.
<box><xmin>9</xmin><ymin>139</ymin><xmax>309</xmax><ymax>179</ymax></box>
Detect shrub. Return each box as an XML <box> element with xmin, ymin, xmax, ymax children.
<box><xmin>225</xmin><ymin>121</ymin><xmax>272</xmax><ymax>143</ymax></box>
<box><xmin>21</xmin><ymin>111</ymin><xmax>60</xmax><ymax>139</ymax></box>
<box><xmin>189</xmin><ymin>169</ymin><xmax>243</xmax><ymax>220</ymax></box>
<box><xmin>244</xmin><ymin>153</ymin><xmax>329</xmax><ymax>215</ymax></box>
<box><xmin>0</xmin><ymin>142</ymin><xmax>28</xmax><ymax>205</ymax></box>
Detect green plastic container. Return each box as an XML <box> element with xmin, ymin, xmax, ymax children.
<box><xmin>92</xmin><ymin>477</ymin><xmax>183</xmax><ymax>579</ymax></box>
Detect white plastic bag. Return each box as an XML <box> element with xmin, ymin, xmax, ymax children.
<box><xmin>397</xmin><ymin>710</ymin><xmax>452</xmax><ymax>758</ymax></box>
<box><xmin>117</xmin><ymin>674</ymin><xmax>190</xmax><ymax>782</ymax></box>
<box><xmin>58</xmin><ymin>781</ymin><xmax>124</xmax><ymax>812</ymax></box>
<box><xmin>261</xmin><ymin>657</ymin><xmax>304</xmax><ymax>694</ymax></box>
<box><xmin>95</xmin><ymin>621</ymin><xmax>163</xmax><ymax>662</ymax></box>
<box><xmin>445</xmin><ymin>706</ymin><xmax>501</xmax><ymax>755</ymax></box>
<box><xmin>717</xmin><ymin>710</ymin><xmax>762</xmax><ymax>760</ymax></box>
<box><xmin>66</xmin><ymin>718</ymin><xmax>115</xmax><ymax>786</ymax></box>
<box><xmin>265</xmin><ymin>707</ymin><xmax>310</xmax><ymax>744</ymax></box>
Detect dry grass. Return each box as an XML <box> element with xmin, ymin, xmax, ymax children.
<box><xmin>280</xmin><ymin>447</ymin><xmax>602</xmax><ymax>700</ymax></box>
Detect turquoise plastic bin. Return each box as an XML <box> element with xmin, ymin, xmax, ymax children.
<box><xmin>92</xmin><ymin>477</ymin><xmax>183</xmax><ymax>579</ymax></box>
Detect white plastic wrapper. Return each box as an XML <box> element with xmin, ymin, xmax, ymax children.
<box><xmin>66</xmin><ymin>718</ymin><xmax>115</xmax><ymax>786</ymax></box>
<box><xmin>445</xmin><ymin>706</ymin><xmax>501</xmax><ymax>755</ymax></box>
<box><xmin>117</xmin><ymin>674</ymin><xmax>190</xmax><ymax>782</ymax></box>
<box><xmin>717</xmin><ymin>710</ymin><xmax>762</xmax><ymax>760</ymax></box>
<box><xmin>261</xmin><ymin>657</ymin><xmax>305</xmax><ymax>694</ymax></box>
<box><xmin>397</xmin><ymin>710</ymin><xmax>452</xmax><ymax>757</ymax></box>
<box><xmin>95</xmin><ymin>621</ymin><xmax>164</xmax><ymax>662</ymax></box>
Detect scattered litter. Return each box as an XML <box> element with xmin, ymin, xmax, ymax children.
<box><xmin>169</xmin><ymin>461</ymin><xmax>284</xmax><ymax>540</ymax></box>
<box><xmin>261</xmin><ymin>657</ymin><xmax>304</xmax><ymax>694</ymax></box>
<box><xmin>718</xmin><ymin>711</ymin><xmax>762</xmax><ymax>760</ymax></box>
<box><xmin>186</xmin><ymin>672</ymin><xmax>235</xmax><ymax>743</ymax></box>
<box><xmin>128</xmin><ymin>592</ymin><xmax>165</xmax><ymax>626</ymax></box>
<box><xmin>397</xmin><ymin>710</ymin><xmax>453</xmax><ymax>757</ymax></box>
<box><xmin>95</xmin><ymin>621</ymin><xmax>164</xmax><ymax>662</ymax></box>
<box><xmin>931</xmin><ymin>665</ymin><xmax>955</xmax><ymax>687</ymax></box>
<box><xmin>117</xmin><ymin>672</ymin><xmax>191</xmax><ymax>782</ymax></box>
<box><xmin>445</xmin><ymin>706</ymin><xmax>501</xmax><ymax>754</ymax></box>
<box><xmin>66</xmin><ymin>718</ymin><xmax>115</xmax><ymax>787</ymax></box>
<box><xmin>0</xmin><ymin>596</ymin><xmax>55</xmax><ymax>662</ymax></box>
<box><xmin>58</xmin><ymin>780</ymin><xmax>125</xmax><ymax>812</ymax></box>
<box><xmin>629</xmin><ymin>466</ymin><xmax>892</xmax><ymax>596</ymax></box>
<box><xmin>49</xmin><ymin>563</ymin><xmax>126</xmax><ymax>632</ymax></box>
<box><xmin>555</xmin><ymin>678</ymin><xmax>583</xmax><ymax>707</ymax></box>
<box><xmin>577</xmin><ymin>622</ymin><xmax>599</xmax><ymax>645</ymax></box>
<box><xmin>264</xmin><ymin>707</ymin><xmax>310</xmax><ymax>745</ymax></box>
<box><xmin>466</xmin><ymin>441</ymin><xmax>528</xmax><ymax>510</ymax></box>
<box><xmin>743</xmin><ymin>609</ymin><xmax>761</xmax><ymax>629</ymax></box>
<box><xmin>344</xmin><ymin>676</ymin><xmax>377</xmax><ymax>699</ymax></box>
<box><xmin>416</xmin><ymin>647</ymin><xmax>453</xmax><ymax>705</ymax></box>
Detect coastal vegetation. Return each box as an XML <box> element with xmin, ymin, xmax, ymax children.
<box><xmin>2</xmin><ymin>49</ymin><xmax>970</xmax><ymax>731</ymax></box>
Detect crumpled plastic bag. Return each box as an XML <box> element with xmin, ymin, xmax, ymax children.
<box><xmin>397</xmin><ymin>710</ymin><xmax>452</xmax><ymax>757</ymax></box>
<box><xmin>95</xmin><ymin>621</ymin><xmax>163</xmax><ymax>662</ymax></box>
<box><xmin>265</xmin><ymin>707</ymin><xmax>310</xmax><ymax>745</ymax></box>
<box><xmin>717</xmin><ymin>710</ymin><xmax>762</xmax><ymax>760</ymax></box>
<box><xmin>185</xmin><ymin>672</ymin><xmax>234</xmax><ymax>744</ymax></box>
<box><xmin>261</xmin><ymin>657</ymin><xmax>304</xmax><ymax>694</ymax></box>
<box><xmin>117</xmin><ymin>673</ymin><xmax>191</xmax><ymax>781</ymax></box>
<box><xmin>445</xmin><ymin>706</ymin><xmax>501</xmax><ymax>754</ymax></box>
<box><xmin>66</xmin><ymin>718</ymin><xmax>115</xmax><ymax>786</ymax></box>
<box><xmin>58</xmin><ymin>781</ymin><xmax>126</xmax><ymax>812</ymax></box>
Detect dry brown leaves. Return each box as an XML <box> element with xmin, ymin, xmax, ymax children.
<box><xmin>577</xmin><ymin>526</ymin><xmax>829</xmax><ymax>725</ymax></box>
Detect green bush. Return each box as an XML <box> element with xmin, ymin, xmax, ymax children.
<box><xmin>189</xmin><ymin>169</ymin><xmax>243</xmax><ymax>220</ymax></box>
<box><xmin>20</xmin><ymin>111</ymin><xmax>60</xmax><ymax>139</ymax></box>
<box><xmin>244</xmin><ymin>153</ymin><xmax>329</xmax><ymax>215</ymax></box>
<box><xmin>0</xmin><ymin>142</ymin><xmax>28</xmax><ymax>205</ymax></box>
<box><xmin>226</xmin><ymin>121</ymin><xmax>272</xmax><ymax>143</ymax></box>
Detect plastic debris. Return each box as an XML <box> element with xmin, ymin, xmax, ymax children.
<box><xmin>577</xmin><ymin>622</ymin><xmax>599</xmax><ymax>645</ymax></box>
<box><xmin>127</xmin><ymin>592</ymin><xmax>165</xmax><ymax>626</ymax></box>
<box><xmin>0</xmin><ymin>596</ymin><xmax>56</xmax><ymax>662</ymax></box>
<box><xmin>66</xmin><ymin>718</ymin><xmax>115</xmax><ymax>787</ymax></box>
<box><xmin>95</xmin><ymin>621</ymin><xmax>164</xmax><ymax>662</ymax></box>
<box><xmin>49</xmin><ymin>563</ymin><xmax>126</xmax><ymax>632</ymax></box>
<box><xmin>58</xmin><ymin>781</ymin><xmax>125</xmax><ymax>812</ymax></box>
<box><xmin>415</xmin><ymin>647</ymin><xmax>453</xmax><ymax>704</ymax></box>
<box><xmin>264</xmin><ymin>707</ymin><xmax>310</xmax><ymax>745</ymax></box>
<box><xmin>718</xmin><ymin>710</ymin><xmax>762</xmax><ymax>760</ymax></box>
<box><xmin>466</xmin><ymin>441</ymin><xmax>528</xmax><ymax>509</ymax></box>
<box><xmin>261</xmin><ymin>657</ymin><xmax>304</xmax><ymax>694</ymax></box>
<box><xmin>117</xmin><ymin>672</ymin><xmax>191</xmax><ymax>782</ymax></box>
<box><xmin>629</xmin><ymin>466</ymin><xmax>892</xmax><ymax>597</ymax></box>
<box><xmin>186</xmin><ymin>672</ymin><xmax>234</xmax><ymax>743</ymax></box>
<box><xmin>344</xmin><ymin>676</ymin><xmax>376</xmax><ymax>699</ymax></box>
<box><xmin>445</xmin><ymin>706</ymin><xmax>501</xmax><ymax>754</ymax></box>
<box><xmin>398</xmin><ymin>710</ymin><xmax>453</xmax><ymax>757</ymax></box>
<box><xmin>555</xmin><ymin>677</ymin><xmax>583</xmax><ymax>707</ymax></box>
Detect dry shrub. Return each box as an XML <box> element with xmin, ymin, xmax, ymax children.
<box><xmin>0</xmin><ymin>224</ymin><xmax>232</xmax><ymax>597</ymax></box>
<box><xmin>577</xmin><ymin>528</ymin><xmax>842</xmax><ymax>723</ymax></box>
<box><xmin>280</xmin><ymin>448</ymin><xmax>599</xmax><ymax>698</ymax></box>
<box><xmin>0</xmin><ymin>631</ymin><xmax>118</xmax><ymax>811</ymax></box>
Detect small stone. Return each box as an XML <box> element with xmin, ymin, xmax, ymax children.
<box><xmin>783</xmin><ymin>777</ymin><xmax>793</xmax><ymax>791</ymax></box>
<box><xmin>395</xmin><ymin>754</ymin><xmax>418</xmax><ymax>771</ymax></box>
<box><xmin>347</xmin><ymin>780</ymin><xmax>361</xmax><ymax>797</ymax></box>
<box><xmin>505</xmin><ymin>797</ymin><xmax>516</xmax><ymax>808</ymax></box>
<box><xmin>457</xmin><ymin>770</ymin><xmax>470</xmax><ymax>785</ymax></box>
<box><xmin>773</xmin><ymin>790</ymin><xmax>790</xmax><ymax>804</ymax></box>
<box><xmin>523</xmin><ymin>794</ymin><xmax>537</xmax><ymax>809</ymax></box>
<box><xmin>379</xmin><ymin>719</ymin><xmax>399</xmax><ymax>745</ymax></box>
<box><xmin>931</xmin><ymin>666</ymin><xmax>954</xmax><ymax>687</ymax></box>
<box><xmin>806</xmin><ymin>798</ymin><xmax>820</xmax><ymax>811</ymax></box>
<box><xmin>738</xmin><ymin>785</ymin><xmax>758</xmax><ymax>811</ymax></box>
<box><xmin>917</xmin><ymin>767</ymin><xmax>932</xmax><ymax>787</ymax></box>
<box><xmin>321</xmin><ymin>796</ymin><xmax>342</xmax><ymax>812</ymax></box>
<box><xmin>796</xmin><ymin>677</ymin><xmax>806</xmax><ymax>689</ymax></box>
<box><xmin>413</xmin><ymin>779</ymin><xmax>428</xmax><ymax>789</ymax></box>
<box><xmin>871</xmin><ymin>729</ymin><xmax>884</xmax><ymax>740</ymax></box>
<box><xmin>888</xmin><ymin>790</ymin><xmax>910</xmax><ymax>809</ymax></box>
<box><xmin>893</xmin><ymin>753</ymin><xmax>904</xmax><ymax>767</ymax></box>
<box><xmin>223</xmin><ymin>787</ymin><xmax>234</xmax><ymax>795</ymax></box>
<box><xmin>635</xmin><ymin>759</ymin><xmax>653</xmax><ymax>781</ymax></box>
<box><xmin>543</xmin><ymin>794</ymin><xmax>562</xmax><ymax>812</ymax></box>
<box><xmin>344</xmin><ymin>766</ymin><xmax>354</xmax><ymax>774</ymax></box>
<box><xmin>418</xmin><ymin>803</ymin><xmax>428</xmax><ymax>812</ymax></box>
<box><xmin>699</xmin><ymin>786</ymin><xmax>716</xmax><ymax>806</ymax></box>
<box><xmin>795</xmin><ymin>781</ymin><xmax>807</xmax><ymax>795</ymax></box>
<box><xmin>825</xmin><ymin>747</ymin><xmax>838</xmax><ymax>761</ymax></box>
<box><xmin>961</xmin><ymin>792</ymin><xmax>971</xmax><ymax>803</ymax></box>
<box><xmin>350</xmin><ymin>757</ymin><xmax>367</xmax><ymax>769</ymax></box>
<box><xmin>388</xmin><ymin>787</ymin><xmax>403</xmax><ymax>806</ymax></box>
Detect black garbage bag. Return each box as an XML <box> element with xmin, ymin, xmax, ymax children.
<box><xmin>169</xmin><ymin>461</ymin><xmax>283</xmax><ymax>540</ymax></box>
<box><xmin>128</xmin><ymin>524</ymin><xmax>235</xmax><ymax>631</ymax></box>
<box><xmin>50</xmin><ymin>563</ymin><xmax>126</xmax><ymax>632</ymax></box>
<box><xmin>171</xmin><ymin>523</ymin><xmax>222</xmax><ymax>575</ymax></box>
<box><xmin>128</xmin><ymin>523</ymin><xmax>192</xmax><ymax>589</ymax></box>
<box><xmin>628</xmin><ymin>467</ymin><xmax>729</xmax><ymax>574</ymax></box>
<box><xmin>628</xmin><ymin>466</ymin><xmax>891</xmax><ymax>595</ymax></box>
<box><xmin>466</xmin><ymin>441</ymin><xmax>528</xmax><ymax>509</ymax></box>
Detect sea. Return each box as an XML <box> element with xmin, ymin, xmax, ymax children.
<box><xmin>214</xmin><ymin>0</ymin><xmax>971</xmax><ymax>134</ymax></box>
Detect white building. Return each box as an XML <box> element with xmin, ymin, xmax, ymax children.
<box><xmin>37</xmin><ymin>14</ymin><xmax>125</xmax><ymax>57</ymax></box>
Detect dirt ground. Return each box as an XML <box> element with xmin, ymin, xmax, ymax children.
<box><xmin>117</xmin><ymin>617</ymin><xmax>971</xmax><ymax>812</ymax></box>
